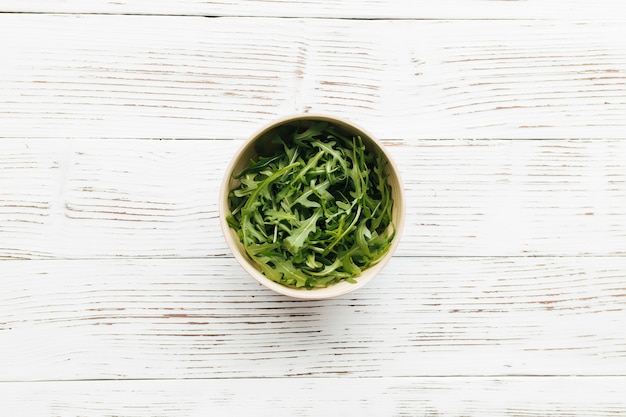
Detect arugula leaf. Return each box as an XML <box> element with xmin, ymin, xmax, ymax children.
<box><xmin>284</xmin><ymin>208</ymin><xmax>321</xmax><ymax>255</ymax></box>
<box><xmin>227</xmin><ymin>120</ymin><xmax>395</xmax><ymax>289</ymax></box>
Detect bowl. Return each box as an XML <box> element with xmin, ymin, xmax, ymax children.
<box><xmin>219</xmin><ymin>114</ymin><xmax>405</xmax><ymax>299</ymax></box>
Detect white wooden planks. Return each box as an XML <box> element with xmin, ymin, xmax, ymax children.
<box><xmin>1</xmin><ymin>257</ymin><xmax>624</xmax><ymax>381</ymax></box>
<box><xmin>1</xmin><ymin>0</ymin><xmax>626</xmax><ymax>20</ymax></box>
<box><xmin>2</xmin><ymin>15</ymin><xmax>626</xmax><ymax>140</ymax></box>
<box><xmin>1</xmin><ymin>139</ymin><xmax>625</xmax><ymax>259</ymax></box>
<box><xmin>1</xmin><ymin>377</ymin><xmax>625</xmax><ymax>416</ymax></box>
<box><xmin>1</xmin><ymin>5</ymin><xmax>625</xmax><ymax>416</ymax></box>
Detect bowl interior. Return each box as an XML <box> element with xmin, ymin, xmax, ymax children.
<box><xmin>219</xmin><ymin>114</ymin><xmax>405</xmax><ymax>299</ymax></box>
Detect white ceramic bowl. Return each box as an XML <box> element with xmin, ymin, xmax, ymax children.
<box><xmin>219</xmin><ymin>114</ymin><xmax>405</xmax><ymax>299</ymax></box>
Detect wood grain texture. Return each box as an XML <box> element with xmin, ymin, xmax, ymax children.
<box><xmin>1</xmin><ymin>139</ymin><xmax>625</xmax><ymax>259</ymax></box>
<box><xmin>1</xmin><ymin>7</ymin><xmax>625</xmax><ymax>417</ymax></box>
<box><xmin>2</xmin><ymin>15</ymin><xmax>626</xmax><ymax>140</ymax></box>
<box><xmin>1</xmin><ymin>257</ymin><xmax>624</xmax><ymax>381</ymax></box>
<box><xmin>1</xmin><ymin>377</ymin><xmax>625</xmax><ymax>416</ymax></box>
<box><xmin>2</xmin><ymin>0</ymin><xmax>626</xmax><ymax>19</ymax></box>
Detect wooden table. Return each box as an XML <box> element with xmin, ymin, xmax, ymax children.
<box><xmin>1</xmin><ymin>2</ymin><xmax>625</xmax><ymax>415</ymax></box>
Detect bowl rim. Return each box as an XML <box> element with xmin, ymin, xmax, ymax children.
<box><xmin>219</xmin><ymin>113</ymin><xmax>405</xmax><ymax>299</ymax></box>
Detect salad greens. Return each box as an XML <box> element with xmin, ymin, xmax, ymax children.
<box><xmin>227</xmin><ymin>120</ymin><xmax>395</xmax><ymax>289</ymax></box>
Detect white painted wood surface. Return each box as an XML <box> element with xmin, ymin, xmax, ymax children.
<box><xmin>1</xmin><ymin>377</ymin><xmax>624</xmax><ymax>416</ymax></box>
<box><xmin>2</xmin><ymin>15</ymin><xmax>626</xmax><ymax>140</ymax></box>
<box><xmin>0</xmin><ymin>2</ymin><xmax>625</xmax><ymax>416</ymax></box>
<box><xmin>2</xmin><ymin>0</ymin><xmax>626</xmax><ymax>20</ymax></box>
<box><xmin>2</xmin><ymin>257</ymin><xmax>625</xmax><ymax>381</ymax></box>
<box><xmin>1</xmin><ymin>139</ymin><xmax>625</xmax><ymax>259</ymax></box>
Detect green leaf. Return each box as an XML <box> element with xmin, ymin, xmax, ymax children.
<box><xmin>284</xmin><ymin>208</ymin><xmax>321</xmax><ymax>256</ymax></box>
<box><xmin>227</xmin><ymin>120</ymin><xmax>395</xmax><ymax>289</ymax></box>
<box><xmin>292</xmin><ymin>186</ymin><xmax>321</xmax><ymax>209</ymax></box>
<box><xmin>269</xmin><ymin>256</ymin><xmax>310</xmax><ymax>287</ymax></box>
<box><xmin>234</xmin><ymin>154</ymin><xmax>282</xmax><ymax>179</ymax></box>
